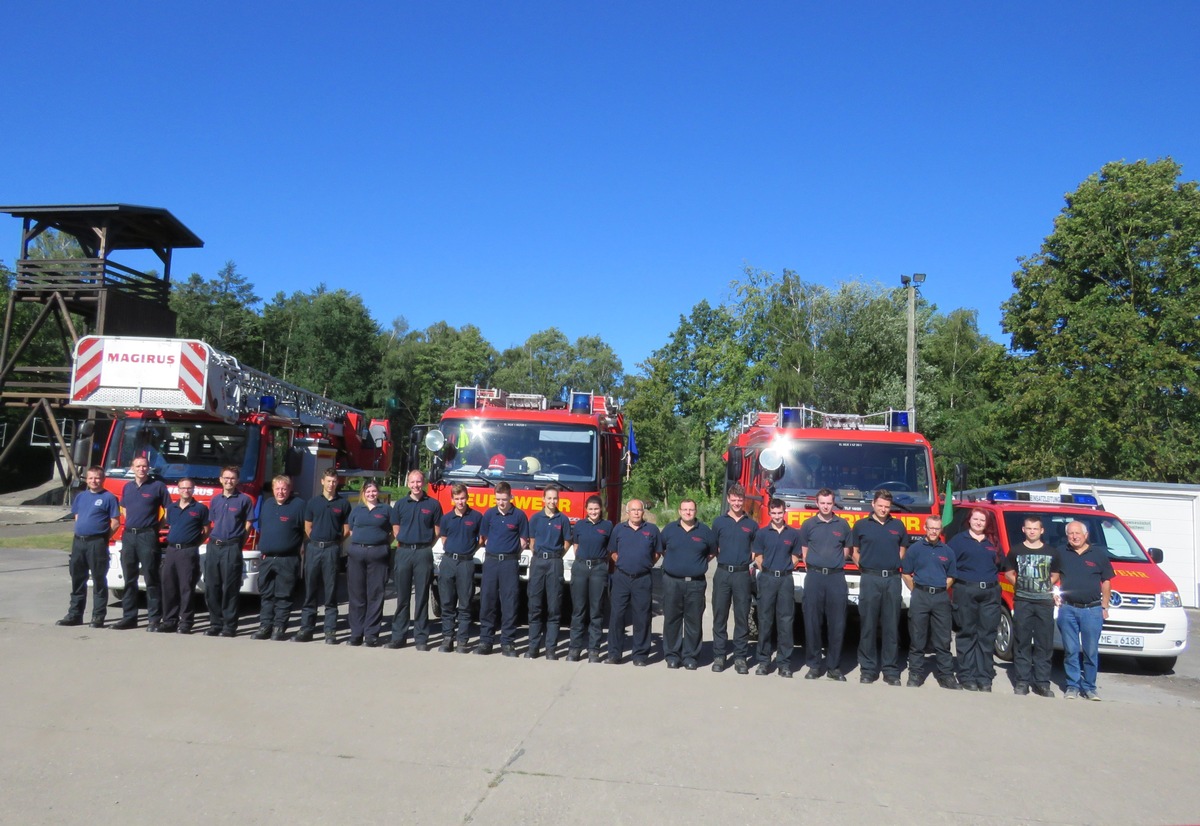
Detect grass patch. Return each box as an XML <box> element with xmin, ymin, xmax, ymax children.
<box><xmin>0</xmin><ymin>531</ymin><xmax>73</xmax><ymax>550</ymax></box>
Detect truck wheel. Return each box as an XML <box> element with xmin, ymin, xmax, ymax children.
<box><xmin>994</xmin><ymin>605</ymin><xmax>1014</xmax><ymax>662</ymax></box>
<box><xmin>1137</xmin><ymin>657</ymin><xmax>1177</xmax><ymax>674</ymax></box>
<box><xmin>748</xmin><ymin>601</ymin><xmax>759</xmax><ymax>643</ymax></box>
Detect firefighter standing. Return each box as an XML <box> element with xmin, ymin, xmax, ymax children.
<box><xmin>57</xmin><ymin>466</ymin><xmax>119</xmax><ymax>628</ymax></box>
<box><xmin>710</xmin><ymin>484</ymin><xmax>756</xmax><ymax>674</ymax></box>
<box><xmin>253</xmin><ymin>475</ymin><xmax>306</xmax><ymax>641</ymax></box>
<box><xmin>437</xmin><ymin>482</ymin><xmax>481</xmax><ymax>652</ymax></box>
<box><xmin>160</xmin><ymin>478</ymin><xmax>208</xmax><ymax>634</ymax></box>
<box><xmin>116</xmin><ymin>456</ymin><xmax>171</xmax><ymax>631</ymax></box>
<box><xmin>205</xmin><ymin>466</ymin><xmax>254</xmax><ymax>637</ymax></box>
<box><xmin>752</xmin><ymin>498</ymin><xmax>801</xmax><ymax>678</ymax></box>
<box><xmin>659</xmin><ymin>498</ymin><xmax>715</xmax><ymax>670</ymax></box>
<box><xmin>476</xmin><ymin>481</ymin><xmax>529</xmax><ymax>656</ymax></box>
<box><xmin>297</xmin><ymin>469</ymin><xmax>352</xmax><ymax>644</ymax></box>
<box><xmin>949</xmin><ymin>507</ymin><xmax>1004</xmax><ymax>691</ymax></box>
<box><xmin>526</xmin><ymin>485</ymin><xmax>570</xmax><ymax>659</ymax></box>
<box><xmin>389</xmin><ymin>470</ymin><xmax>442</xmax><ymax>651</ymax></box>
<box><xmin>798</xmin><ymin>488</ymin><xmax>852</xmax><ymax>680</ymax></box>
<box><xmin>567</xmin><ymin>495</ymin><xmax>612</xmax><ymax>663</ymax></box>
<box><xmin>607</xmin><ymin>499</ymin><xmax>661</xmax><ymax>666</ymax></box>
<box><xmin>851</xmin><ymin>489</ymin><xmax>910</xmax><ymax>685</ymax></box>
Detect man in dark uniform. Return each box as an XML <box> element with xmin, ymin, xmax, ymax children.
<box><xmin>660</xmin><ymin>498</ymin><xmax>715</xmax><ymax>670</ymax></box>
<box><xmin>253</xmin><ymin>475</ymin><xmax>306</xmax><ymax>641</ymax></box>
<box><xmin>297</xmin><ymin>469</ymin><xmax>351</xmax><ymax>644</ymax></box>
<box><xmin>567</xmin><ymin>495</ymin><xmax>611</xmax><ymax>663</ymax></box>
<box><xmin>160</xmin><ymin>478</ymin><xmax>208</xmax><ymax>634</ymax></box>
<box><xmin>115</xmin><ymin>456</ymin><xmax>172</xmax><ymax>631</ymax></box>
<box><xmin>389</xmin><ymin>469</ymin><xmax>442</xmax><ymax>651</ymax></box>
<box><xmin>711</xmin><ymin>484</ymin><xmax>756</xmax><ymax>674</ymax></box>
<box><xmin>58</xmin><ymin>466</ymin><xmax>120</xmax><ymax>628</ymax></box>
<box><xmin>437</xmin><ymin>482</ymin><xmax>481</xmax><ymax>653</ymax></box>
<box><xmin>205</xmin><ymin>466</ymin><xmax>254</xmax><ymax>637</ymax></box>
<box><xmin>527</xmin><ymin>485</ymin><xmax>570</xmax><ymax>659</ymax></box>
<box><xmin>607</xmin><ymin>499</ymin><xmax>660</xmax><ymax>666</ymax></box>
<box><xmin>476</xmin><ymin>482</ymin><xmax>529</xmax><ymax>656</ymax></box>
<box><xmin>852</xmin><ymin>489</ymin><xmax>910</xmax><ymax>685</ymax></box>
<box><xmin>798</xmin><ymin>488</ymin><xmax>851</xmax><ymax>681</ymax></box>
<box><xmin>900</xmin><ymin>515</ymin><xmax>960</xmax><ymax>689</ymax></box>
<box><xmin>752</xmin><ymin>498</ymin><xmax>800</xmax><ymax>678</ymax></box>
<box><xmin>949</xmin><ymin>507</ymin><xmax>1004</xmax><ymax>691</ymax></box>
<box><xmin>1055</xmin><ymin>521</ymin><xmax>1114</xmax><ymax>701</ymax></box>
<box><xmin>1003</xmin><ymin>515</ymin><xmax>1060</xmax><ymax>697</ymax></box>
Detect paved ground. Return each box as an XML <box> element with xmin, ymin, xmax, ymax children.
<box><xmin>2</xmin><ymin>539</ymin><xmax>1198</xmax><ymax>825</ymax></box>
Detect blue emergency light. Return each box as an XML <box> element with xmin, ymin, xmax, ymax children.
<box><xmin>455</xmin><ymin>387</ymin><xmax>477</xmax><ymax>409</ymax></box>
<box><xmin>1072</xmin><ymin>494</ymin><xmax>1099</xmax><ymax>506</ymax></box>
<box><xmin>988</xmin><ymin>490</ymin><xmax>1018</xmax><ymax>502</ymax></box>
<box><xmin>893</xmin><ymin>411</ymin><xmax>910</xmax><ymax>431</ymax></box>
<box><xmin>570</xmin><ymin>391</ymin><xmax>592</xmax><ymax>415</ymax></box>
<box><xmin>260</xmin><ymin>396</ymin><xmax>277</xmax><ymax>413</ymax></box>
<box><xmin>780</xmin><ymin>407</ymin><xmax>802</xmax><ymax>428</ymax></box>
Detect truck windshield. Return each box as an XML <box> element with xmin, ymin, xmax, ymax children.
<box><xmin>1001</xmin><ymin>511</ymin><xmax>1150</xmax><ymax>563</ymax></box>
<box><xmin>440</xmin><ymin>419</ymin><xmax>598</xmax><ymax>486</ymax></box>
<box><xmin>766</xmin><ymin>438</ymin><xmax>934</xmax><ymax>507</ymax></box>
<box><xmin>104</xmin><ymin>419</ymin><xmax>260</xmax><ymax>484</ymax></box>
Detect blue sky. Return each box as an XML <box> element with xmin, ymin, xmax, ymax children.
<box><xmin>3</xmin><ymin>1</ymin><xmax>1198</xmax><ymax>375</ymax></box>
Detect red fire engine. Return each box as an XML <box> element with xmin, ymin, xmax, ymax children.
<box><xmin>725</xmin><ymin>404</ymin><xmax>940</xmax><ymax>608</ymax></box>
<box><xmin>67</xmin><ymin>335</ymin><xmax>392</xmax><ymax>597</ymax></box>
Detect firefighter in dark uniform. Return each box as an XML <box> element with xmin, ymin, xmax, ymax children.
<box><xmin>476</xmin><ymin>481</ymin><xmax>529</xmax><ymax>656</ymax></box>
<box><xmin>949</xmin><ymin>507</ymin><xmax>1004</xmax><ymax>691</ymax></box>
<box><xmin>567</xmin><ymin>495</ymin><xmax>611</xmax><ymax>663</ymax></box>
<box><xmin>798</xmin><ymin>488</ymin><xmax>851</xmax><ymax>680</ymax></box>
<box><xmin>345</xmin><ymin>480</ymin><xmax>393</xmax><ymax>646</ymax></box>
<box><xmin>205</xmin><ymin>466</ymin><xmax>254</xmax><ymax>637</ymax></box>
<box><xmin>607</xmin><ymin>499</ymin><xmax>661</xmax><ymax>666</ymax></box>
<box><xmin>710</xmin><ymin>484</ymin><xmax>756</xmax><ymax>674</ymax></box>
<box><xmin>297</xmin><ymin>468</ymin><xmax>351</xmax><ymax>644</ymax></box>
<box><xmin>660</xmin><ymin>498</ymin><xmax>715</xmax><ymax>670</ymax></box>
<box><xmin>851</xmin><ymin>489</ymin><xmax>910</xmax><ymax>685</ymax></box>
<box><xmin>437</xmin><ymin>482</ymin><xmax>481</xmax><ymax>653</ymax></box>
<box><xmin>160</xmin><ymin>478</ymin><xmax>208</xmax><ymax>634</ymax></box>
<box><xmin>901</xmin><ymin>515</ymin><xmax>960</xmax><ymax>689</ymax></box>
<box><xmin>389</xmin><ymin>470</ymin><xmax>442</xmax><ymax>651</ymax></box>
<box><xmin>753</xmin><ymin>498</ymin><xmax>800</xmax><ymax>678</ymax></box>
<box><xmin>57</xmin><ymin>466</ymin><xmax>119</xmax><ymax>628</ymax></box>
<box><xmin>253</xmin><ymin>475</ymin><xmax>306</xmax><ymax>641</ymax></box>
<box><xmin>527</xmin><ymin>484</ymin><xmax>570</xmax><ymax>659</ymax></box>
<box><xmin>116</xmin><ymin>456</ymin><xmax>172</xmax><ymax>631</ymax></box>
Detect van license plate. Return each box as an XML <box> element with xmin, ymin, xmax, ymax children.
<box><xmin>1099</xmin><ymin>634</ymin><xmax>1144</xmax><ymax>650</ymax></box>
<box><xmin>848</xmin><ymin>594</ymin><xmax>859</xmax><ymax>605</ymax></box>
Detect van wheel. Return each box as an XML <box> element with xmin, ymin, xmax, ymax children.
<box><xmin>110</xmin><ymin>588</ymin><xmax>125</xmax><ymax>605</ymax></box>
<box><xmin>1137</xmin><ymin>657</ymin><xmax>1177</xmax><ymax>674</ymax></box>
<box><xmin>429</xmin><ymin>585</ymin><xmax>442</xmax><ymax>619</ymax></box>
<box><xmin>994</xmin><ymin>605</ymin><xmax>1014</xmax><ymax>662</ymax></box>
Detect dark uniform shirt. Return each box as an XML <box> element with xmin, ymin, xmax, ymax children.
<box><xmin>901</xmin><ymin>539</ymin><xmax>958</xmax><ymax>587</ymax></box>
<box><xmin>753</xmin><ymin>524</ymin><xmax>801</xmax><ymax>572</ymax></box>
<box><xmin>852</xmin><ymin>515</ymin><xmax>910</xmax><ymax>570</ymax></box>
<box><xmin>571</xmin><ymin>518</ymin><xmax>612</xmax><ymax>561</ymax></box>
<box><xmin>73</xmin><ymin>488</ymin><xmax>120</xmax><ymax>536</ymax></box>
<box><xmin>121</xmin><ymin>479</ymin><xmax>171</xmax><ymax>529</ymax></box>
<box><xmin>530</xmin><ymin>510</ymin><xmax>571</xmax><ymax>553</ymax></box>
<box><xmin>1002</xmin><ymin>543</ymin><xmax>1060</xmax><ymax>602</ymax></box>
<box><xmin>1057</xmin><ymin>545</ymin><xmax>1115</xmax><ymax>604</ymax></box>
<box><xmin>439</xmin><ymin>508</ymin><xmax>482</xmax><ymax>555</ymax></box>
<box><xmin>258</xmin><ymin>495</ymin><xmax>307</xmax><ymax>554</ymax></box>
<box><xmin>949</xmin><ymin>532</ymin><xmax>1003</xmax><ymax>583</ymax></box>
<box><xmin>304</xmin><ymin>494</ymin><xmax>352</xmax><ymax>542</ymax></box>
<box><xmin>480</xmin><ymin>507</ymin><xmax>530</xmax><ymax>555</ymax></box>
<box><xmin>611</xmin><ymin>521</ymin><xmax>661</xmax><ymax>575</ymax></box>
<box><xmin>348</xmin><ymin>503</ymin><xmax>393</xmax><ymax>546</ymax></box>
<box><xmin>798</xmin><ymin>514</ymin><xmax>851</xmax><ymax>569</ymax></box>
<box><xmin>712</xmin><ymin>513</ymin><xmax>757</xmax><ymax>566</ymax></box>
<box><xmin>661</xmin><ymin>521</ymin><xmax>715</xmax><ymax>577</ymax></box>
<box><xmin>209</xmin><ymin>492</ymin><xmax>254</xmax><ymax>542</ymax></box>
<box><xmin>392</xmin><ymin>494</ymin><xmax>443</xmax><ymax>545</ymax></box>
<box><xmin>165</xmin><ymin>499</ymin><xmax>209</xmax><ymax>547</ymax></box>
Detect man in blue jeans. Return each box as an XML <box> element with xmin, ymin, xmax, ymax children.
<box><xmin>1055</xmin><ymin>521</ymin><xmax>1114</xmax><ymax>701</ymax></box>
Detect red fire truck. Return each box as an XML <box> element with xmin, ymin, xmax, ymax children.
<box><xmin>413</xmin><ymin>385</ymin><xmax>626</xmax><ymax>598</ymax></box>
<box><xmin>725</xmin><ymin>405</ymin><xmax>940</xmax><ymax>609</ymax></box>
<box><xmin>67</xmin><ymin>335</ymin><xmax>393</xmax><ymax>597</ymax></box>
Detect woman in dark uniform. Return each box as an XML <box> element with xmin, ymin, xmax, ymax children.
<box><xmin>345</xmin><ymin>481</ymin><xmax>394</xmax><ymax>646</ymax></box>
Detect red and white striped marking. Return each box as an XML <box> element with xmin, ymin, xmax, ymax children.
<box><xmin>179</xmin><ymin>342</ymin><xmax>207</xmax><ymax>406</ymax></box>
<box><xmin>71</xmin><ymin>337</ymin><xmax>104</xmax><ymax>402</ymax></box>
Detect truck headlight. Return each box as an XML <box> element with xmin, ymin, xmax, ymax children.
<box><xmin>1159</xmin><ymin>591</ymin><xmax>1182</xmax><ymax>608</ymax></box>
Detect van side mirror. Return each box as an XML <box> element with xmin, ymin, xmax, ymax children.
<box><xmin>1148</xmin><ymin>547</ymin><xmax>1164</xmax><ymax>564</ymax></box>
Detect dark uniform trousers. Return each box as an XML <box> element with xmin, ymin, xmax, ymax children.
<box><xmin>161</xmin><ymin>544</ymin><xmax>201</xmax><ymax>627</ymax></box>
<box><xmin>803</xmin><ymin>569</ymin><xmax>847</xmax><ymax>670</ymax></box>
<box><xmin>569</xmin><ymin>559</ymin><xmax>608</xmax><ymax>654</ymax></box>
<box><xmin>907</xmin><ymin>586</ymin><xmax>954</xmax><ymax>678</ymax></box>
<box><xmin>711</xmin><ymin>566</ymin><xmax>752</xmax><ymax>660</ymax></box>
<box><xmin>300</xmin><ymin>542</ymin><xmax>341</xmax><ymax>635</ymax></box>
<box><xmin>479</xmin><ymin>555</ymin><xmax>520</xmax><ymax>646</ymax></box>
<box><xmin>68</xmin><ymin>535</ymin><xmax>110</xmax><ymax>622</ymax></box>
<box><xmin>392</xmin><ymin>544</ymin><xmax>434</xmax><ymax>644</ymax></box>
<box><xmin>347</xmin><ymin>543</ymin><xmax>390</xmax><ymax>640</ymax></box>
<box><xmin>608</xmin><ymin>569</ymin><xmax>652</xmax><ymax>660</ymax></box>
<box><xmin>756</xmin><ymin>571</ymin><xmax>795</xmax><ymax>664</ymax></box>
<box><xmin>1013</xmin><ymin>598</ymin><xmax>1055</xmax><ymax>688</ymax></box>
<box><xmin>527</xmin><ymin>554</ymin><xmax>565</xmax><ymax>653</ymax></box>
<box><xmin>258</xmin><ymin>554</ymin><xmax>300</xmax><ymax>629</ymax></box>
<box><xmin>953</xmin><ymin>583</ymin><xmax>1000</xmax><ymax>687</ymax></box>
<box><xmin>205</xmin><ymin>540</ymin><xmax>245</xmax><ymax>632</ymax></box>
<box><xmin>661</xmin><ymin>573</ymin><xmax>706</xmax><ymax>663</ymax></box>
<box><xmin>857</xmin><ymin>571</ymin><xmax>903</xmax><ymax>678</ymax></box>
<box><xmin>120</xmin><ymin>527</ymin><xmax>162</xmax><ymax>622</ymax></box>
<box><xmin>438</xmin><ymin>555</ymin><xmax>475</xmax><ymax>644</ymax></box>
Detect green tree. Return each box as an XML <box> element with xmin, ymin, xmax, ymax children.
<box><xmin>170</xmin><ymin>261</ymin><xmax>262</xmax><ymax>362</ymax></box>
<box><xmin>1001</xmin><ymin>158</ymin><xmax>1200</xmax><ymax>481</ymax></box>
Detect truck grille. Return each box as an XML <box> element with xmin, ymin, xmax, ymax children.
<box><xmin>1102</xmin><ymin>620</ymin><xmax>1165</xmax><ymax>635</ymax></box>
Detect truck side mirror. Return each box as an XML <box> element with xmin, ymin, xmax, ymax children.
<box><xmin>726</xmin><ymin>448</ymin><xmax>742</xmax><ymax>482</ymax></box>
<box><xmin>953</xmin><ymin>462</ymin><xmax>969</xmax><ymax>491</ymax></box>
<box><xmin>1148</xmin><ymin>547</ymin><xmax>1164</xmax><ymax>564</ymax></box>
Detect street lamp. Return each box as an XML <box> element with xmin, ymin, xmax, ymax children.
<box><xmin>901</xmin><ymin>273</ymin><xmax>926</xmax><ymax>414</ymax></box>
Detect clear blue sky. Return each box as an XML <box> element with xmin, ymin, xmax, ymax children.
<box><xmin>3</xmin><ymin>1</ymin><xmax>1198</xmax><ymax>374</ymax></box>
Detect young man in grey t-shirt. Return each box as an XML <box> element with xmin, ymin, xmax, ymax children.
<box><xmin>1002</xmin><ymin>516</ymin><xmax>1060</xmax><ymax>697</ymax></box>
